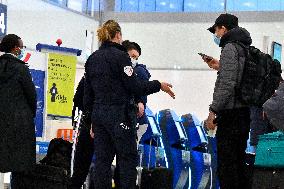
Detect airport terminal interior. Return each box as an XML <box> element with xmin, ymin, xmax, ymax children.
<box><xmin>0</xmin><ymin>0</ymin><xmax>284</xmax><ymax>188</ymax></box>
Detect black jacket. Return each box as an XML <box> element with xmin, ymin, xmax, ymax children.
<box><xmin>0</xmin><ymin>54</ymin><xmax>37</xmax><ymax>172</ymax></box>
<box><xmin>84</xmin><ymin>41</ymin><xmax>161</xmax><ymax>113</ymax></box>
<box><xmin>72</xmin><ymin>76</ymin><xmax>85</xmax><ymax>124</ymax></box>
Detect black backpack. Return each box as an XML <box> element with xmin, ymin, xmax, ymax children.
<box><xmin>40</xmin><ymin>138</ymin><xmax>73</xmax><ymax>175</ymax></box>
<box><xmin>234</xmin><ymin>43</ymin><xmax>282</xmax><ymax>106</ymax></box>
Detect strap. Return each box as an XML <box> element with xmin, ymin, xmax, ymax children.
<box><xmin>197</xmin><ymin>167</ymin><xmax>211</xmax><ymax>189</ymax></box>
<box><xmin>231</xmin><ymin>42</ymin><xmax>247</xmax><ymax>107</ymax></box>
<box><xmin>175</xmin><ymin>168</ymin><xmax>190</xmax><ymax>189</ymax></box>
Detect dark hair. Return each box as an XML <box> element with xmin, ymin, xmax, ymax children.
<box><xmin>0</xmin><ymin>34</ymin><xmax>21</xmax><ymax>53</ymax></box>
<box><xmin>216</xmin><ymin>25</ymin><xmax>236</xmax><ymax>31</ymax></box>
<box><xmin>122</xmin><ymin>40</ymin><xmax>141</xmax><ymax>56</ymax></box>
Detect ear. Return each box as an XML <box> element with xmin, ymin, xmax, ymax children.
<box><xmin>222</xmin><ymin>26</ymin><xmax>228</xmax><ymax>32</ymax></box>
<box><xmin>116</xmin><ymin>31</ymin><xmax>122</xmax><ymax>39</ymax></box>
<box><xmin>11</xmin><ymin>46</ymin><xmax>19</xmax><ymax>54</ymax></box>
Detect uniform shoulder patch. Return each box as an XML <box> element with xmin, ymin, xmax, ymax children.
<box><xmin>124</xmin><ymin>66</ymin><xmax>133</xmax><ymax>77</ymax></box>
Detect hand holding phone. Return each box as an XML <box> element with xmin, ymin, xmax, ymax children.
<box><xmin>198</xmin><ymin>53</ymin><xmax>220</xmax><ymax>71</ymax></box>
<box><xmin>198</xmin><ymin>53</ymin><xmax>213</xmax><ymax>62</ymax></box>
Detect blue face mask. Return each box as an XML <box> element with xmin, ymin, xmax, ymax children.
<box><xmin>213</xmin><ymin>34</ymin><xmax>221</xmax><ymax>46</ymax></box>
<box><xmin>17</xmin><ymin>49</ymin><xmax>25</xmax><ymax>60</ymax></box>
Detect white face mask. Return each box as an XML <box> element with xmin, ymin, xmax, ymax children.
<box><xmin>131</xmin><ymin>58</ymin><xmax>138</xmax><ymax>67</ymax></box>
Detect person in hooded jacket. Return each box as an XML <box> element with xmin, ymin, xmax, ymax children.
<box><xmin>0</xmin><ymin>34</ymin><xmax>37</xmax><ymax>188</ymax></box>
<box><xmin>84</xmin><ymin>20</ymin><xmax>175</xmax><ymax>189</ymax></box>
<box><xmin>205</xmin><ymin>14</ymin><xmax>252</xmax><ymax>189</ymax></box>
<box><xmin>122</xmin><ymin>40</ymin><xmax>150</xmax><ymax>126</ymax></box>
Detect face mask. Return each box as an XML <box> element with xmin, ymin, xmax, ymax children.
<box><xmin>131</xmin><ymin>58</ymin><xmax>138</xmax><ymax>67</ymax></box>
<box><xmin>213</xmin><ymin>34</ymin><xmax>221</xmax><ymax>46</ymax></box>
<box><xmin>17</xmin><ymin>49</ymin><xmax>25</xmax><ymax>60</ymax></box>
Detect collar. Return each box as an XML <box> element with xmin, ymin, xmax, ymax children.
<box><xmin>5</xmin><ymin>53</ymin><xmax>17</xmax><ymax>58</ymax></box>
<box><xmin>99</xmin><ymin>41</ymin><xmax>127</xmax><ymax>52</ymax></box>
<box><xmin>1</xmin><ymin>53</ymin><xmax>27</xmax><ymax>65</ymax></box>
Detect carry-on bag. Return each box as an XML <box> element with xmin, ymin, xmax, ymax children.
<box><xmin>254</xmin><ymin>131</ymin><xmax>284</xmax><ymax>168</ymax></box>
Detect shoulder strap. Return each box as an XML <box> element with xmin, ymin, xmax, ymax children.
<box><xmin>231</xmin><ymin>42</ymin><xmax>248</xmax><ymax>107</ymax></box>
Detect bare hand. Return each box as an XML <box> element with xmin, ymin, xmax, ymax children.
<box><xmin>207</xmin><ymin>59</ymin><xmax>220</xmax><ymax>71</ymax></box>
<box><xmin>160</xmin><ymin>82</ymin><xmax>175</xmax><ymax>99</ymax></box>
<box><xmin>262</xmin><ymin>111</ymin><xmax>267</xmax><ymax>120</ymax></box>
<box><xmin>206</xmin><ymin>112</ymin><xmax>216</xmax><ymax>130</ymax></box>
<box><xmin>137</xmin><ymin>102</ymin><xmax>145</xmax><ymax>118</ymax></box>
<box><xmin>90</xmin><ymin>125</ymin><xmax>94</xmax><ymax>139</ymax></box>
<box><xmin>202</xmin><ymin>56</ymin><xmax>213</xmax><ymax>63</ymax></box>
<box><xmin>202</xmin><ymin>57</ymin><xmax>220</xmax><ymax>71</ymax></box>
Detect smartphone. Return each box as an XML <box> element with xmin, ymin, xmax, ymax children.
<box><xmin>198</xmin><ymin>53</ymin><xmax>213</xmax><ymax>61</ymax></box>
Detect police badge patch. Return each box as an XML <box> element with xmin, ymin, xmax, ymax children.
<box><xmin>124</xmin><ymin>66</ymin><xmax>133</xmax><ymax>76</ymax></box>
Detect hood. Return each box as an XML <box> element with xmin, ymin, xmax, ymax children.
<box><xmin>135</xmin><ymin>64</ymin><xmax>151</xmax><ymax>79</ymax></box>
<box><xmin>0</xmin><ymin>54</ymin><xmax>25</xmax><ymax>84</ymax></box>
<box><xmin>100</xmin><ymin>41</ymin><xmax>127</xmax><ymax>53</ymax></box>
<box><xmin>219</xmin><ymin>27</ymin><xmax>252</xmax><ymax>48</ymax></box>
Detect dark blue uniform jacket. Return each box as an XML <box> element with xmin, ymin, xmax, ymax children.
<box><xmin>84</xmin><ymin>41</ymin><xmax>161</xmax><ymax>121</ymax></box>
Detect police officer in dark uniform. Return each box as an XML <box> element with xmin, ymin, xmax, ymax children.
<box><xmin>84</xmin><ymin>20</ymin><xmax>175</xmax><ymax>189</ymax></box>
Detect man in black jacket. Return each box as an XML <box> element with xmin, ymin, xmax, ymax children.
<box><xmin>206</xmin><ymin>14</ymin><xmax>252</xmax><ymax>189</ymax></box>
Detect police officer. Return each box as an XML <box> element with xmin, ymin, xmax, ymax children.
<box><xmin>84</xmin><ymin>20</ymin><xmax>175</xmax><ymax>189</ymax></box>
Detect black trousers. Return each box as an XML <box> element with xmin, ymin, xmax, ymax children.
<box><xmin>91</xmin><ymin>104</ymin><xmax>138</xmax><ymax>189</ymax></box>
<box><xmin>69</xmin><ymin>122</ymin><xmax>94</xmax><ymax>189</ymax></box>
<box><xmin>216</xmin><ymin>107</ymin><xmax>251</xmax><ymax>189</ymax></box>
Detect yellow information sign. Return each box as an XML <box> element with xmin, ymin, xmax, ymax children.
<box><xmin>47</xmin><ymin>53</ymin><xmax>77</xmax><ymax>117</ymax></box>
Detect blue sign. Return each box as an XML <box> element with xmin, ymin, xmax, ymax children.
<box><xmin>0</xmin><ymin>3</ymin><xmax>7</xmax><ymax>38</ymax></box>
<box><xmin>30</xmin><ymin>69</ymin><xmax>45</xmax><ymax>137</ymax></box>
<box><xmin>36</xmin><ymin>141</ymin><xmax>49</xmax><ymax>154</ymax></box>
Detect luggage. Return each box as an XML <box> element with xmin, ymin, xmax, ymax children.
<box><xmin>254</xmin><ymin>131</ymin><xmax>284</xmax><ymax>168</ymax></box>
<box><xmin>252</xmin><ymin>167</ymin><xmax>284</xmax><ymax>189</ymax></box>
<box><xmin>139</xmin><ymin>134</ymin><xmax>173</xmax><ymax>189</ymax></box>
<box><xmin>141</xmin><ymin>167</ymin><xmax>173</xmax><ymax>189</ymax></box>
<box><xmin>10</xmin><ymin>164</ymin><xmax>69</xmax><ymax>189</ymax></box>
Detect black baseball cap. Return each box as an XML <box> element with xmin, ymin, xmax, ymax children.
<box><xmin>208</xmin><ymin>13</ymin><xmax>238</xmax><ymax>34</ymax></box>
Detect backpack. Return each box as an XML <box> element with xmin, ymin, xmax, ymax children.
<box><xmin>234</xmin><ymin>43</ymin><xmax>282</xmax><ymax>106</ymax></box>
<box><xmin>40</xmin><ymin>138</ymin><xmax>73</xmax><ymax>175</ymax></box>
